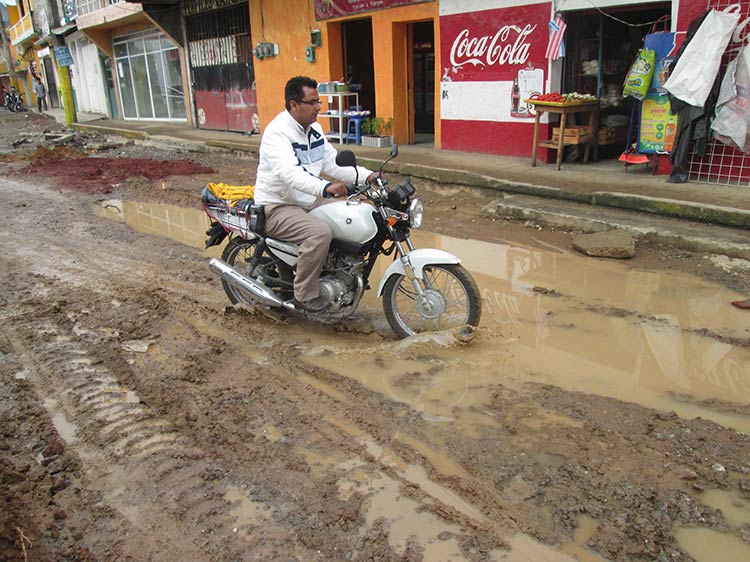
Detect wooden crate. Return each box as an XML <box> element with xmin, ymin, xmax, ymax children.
<box><xmin>551</xmin><ymin>125</ymin><xmax>595</xmax><ymax>144</ymax></box>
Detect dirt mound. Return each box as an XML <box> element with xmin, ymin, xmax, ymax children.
<box><xmin>0</xmin><ymin>145</ymin><xmax>87</xmax><ymax>163</ymax></box>
<box><xmin>19</xmin><ymin>157</ymin><xmax>216</xmax><ymax>194</ymax></box>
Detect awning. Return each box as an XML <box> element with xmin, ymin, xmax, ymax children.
<box><xmin>51</xmin><ymin>22</ymin><xmax>77</xmax><ymax>36</ymax></box>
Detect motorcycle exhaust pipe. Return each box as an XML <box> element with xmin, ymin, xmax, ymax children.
<box><xmin>209</xmin><ymin>258</ymin><xmax>295</xmax><ymax>310</ymax></box>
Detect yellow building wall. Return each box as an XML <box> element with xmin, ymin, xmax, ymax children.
<box><xmin>249</xmin><ymin>0</ymin><xmax>440</xmax><ymax>147</ymax></box>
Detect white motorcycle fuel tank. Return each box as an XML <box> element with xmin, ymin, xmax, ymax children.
<box><xmin>310</xmin><ymin>201</ymin><xmax>378</xmax><ymax>244</ymax></box>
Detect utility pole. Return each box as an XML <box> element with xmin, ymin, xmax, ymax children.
<box><xmin>50</xmin><ymin>36</ymin><xmax>76</xmax><ymax>124</ymax></box>
<box><xmin>37</xmin><ymin>0</ymin><xmax>76</xmax><ymax>123</ymax></box>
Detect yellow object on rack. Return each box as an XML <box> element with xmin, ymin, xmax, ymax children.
<box><xmin>207</xmin><ymin>182</ymin><xmax>255</xmax><ymax>205</ymax></box>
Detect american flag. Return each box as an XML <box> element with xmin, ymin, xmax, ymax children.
<box><xmin>546</xmin><ymin>16</ymin><xmax>567</xmax><ymax>60</ymax></box>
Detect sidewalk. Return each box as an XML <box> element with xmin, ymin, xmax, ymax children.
<box><xmin>47</xmin><ymin>108</ymin><xmax>750</xmax><ymax>233</ymax></box>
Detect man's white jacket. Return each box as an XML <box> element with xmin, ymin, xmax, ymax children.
<box><xmin>254</xmin><ymin>110</ymin><xmax>372</xmax><ymax>209</ymax></box>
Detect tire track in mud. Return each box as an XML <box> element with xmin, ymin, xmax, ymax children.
<box><xmin>1</xmin><ymin>308</ymin><xmax>312</xmax><ymax>561</ymax></box>
<box><xmin>1</xmin><ymin>177</ymin><xmax>540</xmax><ymax>559</ymax></box>
<box><xmin>145</xmin><ymin>310</ymin><xmax>514</xmax><ymax>558</ymax></box>
<box><xmin>0</xmin><ymin>177</ymin><xmax>513</xmax><ymax>560</ymax></box>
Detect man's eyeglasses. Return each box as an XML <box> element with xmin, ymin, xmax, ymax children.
<box><xmin>296</xmin><ymin>99</ymin><xmax>322</xmax><ymax>106</ymax></box>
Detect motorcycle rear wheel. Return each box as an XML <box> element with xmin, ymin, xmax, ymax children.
<box><xmin>382</xmin><ymin>263</ymin><xmax>481</xmax><ymax>339</ymax></box>
<box><xmin>220</xmin><ymin>237</ymin><xmax>292</xmax><ymax>307</ymax></box>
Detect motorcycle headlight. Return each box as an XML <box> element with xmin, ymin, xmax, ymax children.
<box><xmin>409</xmin><ymin>198</ymin><xmax>423</xmax><ymax>228</ymax></box>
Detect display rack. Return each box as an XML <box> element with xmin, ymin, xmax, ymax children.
<box><xmin>529</xmin><ymin>101</ymin><xmax>599</xmax><ymax>170</ymax></box>
<box><xmin>319</xmin><ymin>91</ymin><xmax>360</xmax><ymax>142</ymax></box>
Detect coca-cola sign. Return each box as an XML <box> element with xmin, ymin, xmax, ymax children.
<box><xmin>441</xmin><ymin>5</ymin><xmax>548</xmax><ymax>81</ymax></box>
<box><xmin>449</xmin><ymin>25</ymin><xmax>537</xmax><ymax>68</ymax></box>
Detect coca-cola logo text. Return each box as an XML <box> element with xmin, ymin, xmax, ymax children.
<box><xmin>449</xmin><ymin>25</ymin><xmax>537</xmax><ymax>69</ymax></box>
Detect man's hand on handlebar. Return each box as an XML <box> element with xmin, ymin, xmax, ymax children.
<box><xmin>323</xmin><ymin>182</ymin><xmax>348</xmax><ymax>198</ymax></box>
<box><xmin>325</xmin><ymin>172</ymin><xmax>386</xmax><ymax>198</ymax></box>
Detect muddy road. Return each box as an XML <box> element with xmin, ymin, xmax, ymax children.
<box><xmin>1</xmin><ymin>112</ymin><xmax>749</xmax><ymax>562</ymax></box>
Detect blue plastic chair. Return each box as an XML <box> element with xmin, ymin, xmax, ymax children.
<box><xmin>344</xmin><ymin>115</ymin><xmax>366</xmax><ymax>145</ymax></box>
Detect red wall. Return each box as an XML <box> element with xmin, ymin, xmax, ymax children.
<box><xmin>439</xmin><ymin>3</ymin><xmax>551</xmax><ymax>157</ymax></box>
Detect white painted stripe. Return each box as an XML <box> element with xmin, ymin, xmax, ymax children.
<box><xmin>440</xmin><ymin>0</ymin><xmax>550</xmax><ymax>16</ymax></box>
<box><xmin>440</xmin><ymin>0</ymin><xmax>668</xmax><ymax>16</ymax></box>
<box><xmin>440</xmin><ymin>81</ymin><xmax>546</xmax><ymax>123</ymax></box>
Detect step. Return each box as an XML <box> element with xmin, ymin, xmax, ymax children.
<box><xmin>483</xmin><ymin>193</ymin><xmax>750</xmax><ymax>260</ymax></box>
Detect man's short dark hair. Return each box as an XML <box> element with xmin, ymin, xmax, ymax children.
<box><xmin>285</xmin><ymin>76</ymin><xmax>318</xmax><ymax>110</ymax></box>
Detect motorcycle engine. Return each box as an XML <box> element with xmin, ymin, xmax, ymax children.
<box><xmin>318</xmin><ymin>255</ymin><xmax>363</xmax><ymax>313</ymax></box>
<box><xmin>317</xmin><ymin>276</ymin><xmax>350</xmax><ymax>313</ymax></box>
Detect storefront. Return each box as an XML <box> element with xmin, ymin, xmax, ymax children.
<box><xmin>185</xmin><ymin>0</ymin><xmax>257</xmax><ymax>132</ymax></box>
<box><xmin>439</xmin><ymin>0</ymin><xmax>674</xmax><ymax>159</ymax></box>
<box><xmin>113</xmin><ymin>30</ymin><xmax>187</xmax><ymax>121</ymax></box>
<box><xmin>438</xmin><ymin>0</ymin><xmax>750</xmax><ymax>186</ymax></box>
<box><xmin>249</xmin><ymin>0</ymin><xmax>438</xmax><ymax>145</ymax></box>
<box><xmin>561</xmin><ymin>3</ymin><xmax>672</xmax><ymax>160</ymax></box>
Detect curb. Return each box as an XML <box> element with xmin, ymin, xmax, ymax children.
<box><xmin>71</xmin><ymin>123</ymin><xmax>750</xmax><ymax>231</ymax></box>
<box><xmin>485</xmin><ymin>199</ymin><xmax>750</xmax><ymax>260</ymax></box>
<box><xmin>70</xmin><ymin>123</ymin><xmax>148</xmax><ymax>141</ymax></box>
<box><xmin>359</xmin><ymin>159</ymin><xmax>750</xmax><ymax>230</ymax></box>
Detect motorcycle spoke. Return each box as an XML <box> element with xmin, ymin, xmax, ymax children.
<box><xmin>396</xmin><ymin>284</ymin><xmax>417</xmax><ymax>300</ymax></box>
<box><xmin>387</xmin><ymin>265</ymin><xmax>476</xmax><ymax>336</ymax></box>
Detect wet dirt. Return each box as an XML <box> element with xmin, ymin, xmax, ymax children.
<box><xmin>18</xmin><ymin>156</ymin><xmax>215</xmax><ymax>194</ymax></box>
<box><xmin>1</xmin><ymin>111</ymin><xmax>750</xmax><ymax>562</ymax></box>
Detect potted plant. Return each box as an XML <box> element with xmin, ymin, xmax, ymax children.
<box><xmin>361</xmin><ymin>116</ymin><xmax>393</xmax><ymax>148</ymax></box>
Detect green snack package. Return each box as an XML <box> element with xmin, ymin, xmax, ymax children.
<box><xmin>623</xmin><ymin>49</ymin><xmax>656</xmax><ymax>101</ymax></box>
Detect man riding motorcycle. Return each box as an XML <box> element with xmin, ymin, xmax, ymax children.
<box><xmin>254</xmin><ymin>75</ymin><xmax>378</xmax><ymax>312</ymax></box>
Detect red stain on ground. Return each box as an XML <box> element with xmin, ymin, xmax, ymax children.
<box><xmin>20</xmin><ymin>157</ymin><xmax>215</xmax><ymax>194</ymax></box>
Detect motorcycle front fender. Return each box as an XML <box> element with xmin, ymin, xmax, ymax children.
<box><xmin>376</xmin><ymin>248</ymin><xmax>461</xmax><ymax>296</ymax></box>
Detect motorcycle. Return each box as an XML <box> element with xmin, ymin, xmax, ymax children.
<box><xmin>201</xmin><ymin>146</ymin><xmax>482</xmax><ymax>338</ymax></box>
<box><xmin>4</xmin><ymin>86</ymin><xmax>24</xmax><ymax>112</ymax></box>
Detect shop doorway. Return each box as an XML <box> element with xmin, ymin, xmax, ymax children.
<box><xmin>186</xmin><ymin>0</ymin><xmax>256</xmax><ymax>132</ymax></box>
<box><xmin>562</xmin><ymin>4</ymin><xmax>671</xmax><ymax>160</ymax></box>
<box><xmin>101</xmin><ymin>55</ymin><xmax>119</xmax><ymax>119</ymax></box>
<box><xmin>342</xmin><ymin>19</ymin><xmax>375</xmax><ymax>116</ymax></box>
<box><xmin>42</xmin><ymin>58</ymin><xmax>59</xmax><ymax>108</ymax></box>
<box><xmin>411</xmin><ymin>21</ymin><xmax>434</xmax><ymax>141</ymax></box>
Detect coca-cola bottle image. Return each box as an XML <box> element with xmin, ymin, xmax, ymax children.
<box><xmin>511</xmin><ymin>78</ymin><xmax>520</xmax><ymax>115</ymax></box>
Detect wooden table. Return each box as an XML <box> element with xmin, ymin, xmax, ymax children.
<box><xmin>529</xmin><ymin>101</ymin><xmax>599</xmax><ymax>170</ymax></box>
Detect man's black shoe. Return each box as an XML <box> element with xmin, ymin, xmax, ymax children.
<box><xmin>292</xmin><ymin>297</ymin><xmax>329</xmax><ymax>313</ymax></box>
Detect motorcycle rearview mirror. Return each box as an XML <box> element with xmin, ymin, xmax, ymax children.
<box><xmin>336</xmin><ymin>149</ymin><xmax>359</xmax><ymax>186</ymax></box>
<box><xmin>378</xmin><ymin>144</ymin><xmax>398</xmax><ymax>175</ymax></box>
<box><xmin>336</xmin><ymin>150</ymin><xmax>357</xmax><ymax>168</ymax></box>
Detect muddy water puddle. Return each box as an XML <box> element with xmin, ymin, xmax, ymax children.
<box><xmin>98</xmin><ymin>199</ymin><xmax>750</xmax><ymax>557</ymax></box>
<box><xmin>675</xmin><ymin>526</ymin><xmax>750</xmax><ymax>562</ymax></box>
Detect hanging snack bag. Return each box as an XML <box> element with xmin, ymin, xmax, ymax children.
<box><xmin>623</xmin><ymin>49</ymin><xmax>656</xmax><ymax>100</ymax></box>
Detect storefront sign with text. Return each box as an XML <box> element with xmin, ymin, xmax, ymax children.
<box><xmin>440</xmin><ymin>5</ymin><xmax>548</xmax><ymax>81</ymax></box>
<box><xmin>639</xmin><ymin>94</ymin><xmax>678</xmax><ymax>153</ymax></box>
<box><xmin>315</xmin><ymin>0</ymin><xmax>431</xmax><ymax>20</ymax></box>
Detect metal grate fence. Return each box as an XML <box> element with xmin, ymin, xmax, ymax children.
<box><xmin>688</xmin><ymin>0</ymin><xmax>750</xmax><ymax>186</ymax></box>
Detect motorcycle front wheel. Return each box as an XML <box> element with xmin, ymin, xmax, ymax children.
<box><xmin>12</xmin><ymin>100</ymin><xmax>23</xmax><ymax>112</ymax></box>
<box><xmin>220</xmin><ymin>237</ymin><xmax>292</xmax><ymax>307</ymax></box>
<box><xmin>382</xmin><ymin>264</ymin><xmax>482</xmax><ymax>339</ymax></box>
